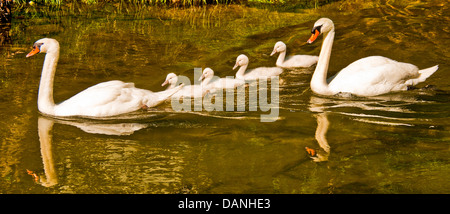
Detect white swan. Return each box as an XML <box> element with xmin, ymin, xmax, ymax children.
<box><xmin>162</xmin><ymin>68</ymin><xmax>215</xmax><ymax>98</ymax></box>
<box><xmin>307</xmin><ymin>18</ymin><xmax>439</xmax><ymax>97</ymax></box>
<box><xmin>202</xmin><ymin>67</ymin><xmax>245</xmax><ymax>90</ymax></box>
<box><xmin>233</xmin><ymin>54</ymin><xmax>283</xmax><ymax>81</ymax></box>
<box><xmin>270</xmin><ymin>41</ymin><xmax>318</xmax><ymax>68</ymax></box>
<box><xmin>27</xmin><ymin>38</ymin><xmax>183</xmax><ymax>117</ymax></box>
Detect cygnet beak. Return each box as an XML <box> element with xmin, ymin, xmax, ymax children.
<box><xmin>270</xmin><ymin>49</ymin><xmax>277</xmax><ymax>56</ymax></box>
<box><xmin>161</xmin><ymin>79</ymin><xmax>169</xmax><ymax>87</ymax></box>
<box><xmin>199</xmin><ymin>73</ymin><xmax>205</xmax><ymax>81</ymax></box>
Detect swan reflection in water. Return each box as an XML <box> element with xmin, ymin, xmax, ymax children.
<box><xmin>32</xmin><ymin>116</ymin><xmax>150</xmax><ymax>187</ymax></box>
<box><xmin>307</xmin><ymin>89</ymin><xmax>441</xmax><ymax>162</ymax></box>
<box><xmin>35</xmin><ymin>117</ymin><xmax>57</xmax><ymax>187</ymax></box>
<box><xmin>309</xmin><ymin>112</ymin><xmax>331</xmax><ymax>162</ymax></box>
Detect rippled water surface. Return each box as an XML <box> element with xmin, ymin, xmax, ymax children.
<box><xmin>1</xmin><ymin>1</ymin><xmax>449</xmax><ymax>193</ymax></box>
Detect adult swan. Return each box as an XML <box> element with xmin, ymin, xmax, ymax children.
<box><xmin>27</xmin><ymin>38</ymin><xmax>183</xmax><ymax>117</ymax></box>
<box><xmin>307</xmin><ymin>18</ymin><xmax>438</xmax><ymax>97</ymax></box>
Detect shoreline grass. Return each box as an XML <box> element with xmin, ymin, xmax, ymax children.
<box><xmin>12</xmin><ymin>0</ymin><xmax>334</xmax><ymax>16</ymax></box>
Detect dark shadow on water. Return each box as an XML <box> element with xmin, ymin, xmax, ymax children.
<box><xmin>0</xmin><ymin>0</ymin><xmax>11</xmax><ymax>46</ymax></box>
<box><xmin>0</xmin><ymin>24</ymin><xmax>9</xmax><ymax>45</ymax></box>
<box><xmin>0</xmin><ymin>0</ymin><xmax>11</xmax><ymax>23</ymax></box>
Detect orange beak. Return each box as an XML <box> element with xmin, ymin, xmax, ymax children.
<box><xmin>307</xmin><ymin>29</ymin><xmax>320</xmax><ymax>44</ymax></box>
<box><xmin>305</xmin><ymin>147</ymin><xmax>317</xmax><ymax>157</ymax></box>
<box><xmin>26</xmin><ymin>46</ymin><xmax>40</xmax><ymax>58</ymax></box>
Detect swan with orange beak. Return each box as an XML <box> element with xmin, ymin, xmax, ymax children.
<box><xmin>305</xmin><ymin>18</ymin><xmax>438</xmax><ymax>97</ymax></box>
<box><xmin>26</xmin><ymin>38</ymin><xmax>183</xmax><ymax>117</ymax></box>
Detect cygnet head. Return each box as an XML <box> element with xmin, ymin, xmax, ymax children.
<box><xmin>162</xmin><ymin>73</ymin><xmax>178</xmax><ymax>87</ymax></box>
<box><xmin>307</xmin><ymin>18</ymin><xmax>334</xmax><ymax>44</ymax></box>
<box><xmin>26</xmin><ymin>38</ymin><xmax>60</xmax><ymax>57</ymax></box>
<box><xmin>199</xmin><ymin>67</ymin><xmax>214</xmax><ymax>81</ymax></box>
<box><xmin>233</xmin><ymin>54</ymin><xmax>249</xmax><ymax>70</ymax></box>
<box><xmin>270</xmin><ymin>41</ymin><xmax>287</xmax><ymax>56</ymax></box>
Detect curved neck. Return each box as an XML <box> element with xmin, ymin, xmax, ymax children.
<box><xmin>276</xmin><ymin>51</ymin><xmax>286</xmax><ymax>66</ymax></box>
<box><xmin>168</xmin><ymin>81</ymin><xmax>176</xmax><ymax>90</ymax></box>
<box><xmin>38</xmin><ymin>49</ymin><xmax>59</xmax><ymax>115</ymax></box>
<box><xmin>235</xmin><ymin>64</ymin><xmax>248</xmax><ymax>79</ymax></box>
<box><xmin>311</xmin><ymin>30</ymin><xmax>335</xmax><ymax>95</ymax></box>
<box><xmin>201</xmin><ymin>75</ymin><xmax>213</xmax><ymax>86</ymax></box>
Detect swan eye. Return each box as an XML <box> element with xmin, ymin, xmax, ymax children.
<box><xmin>311</xmin><ymin>25</ymin><xmax>322</xmax><ymax>34</ymax></box>
<box><xmin>33</xmin><ymin>42</ymin><xmax>44</xmax><ymax>50</ymax></box>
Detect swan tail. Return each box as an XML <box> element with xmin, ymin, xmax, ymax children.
<box><xmin>419</xmin><ymin>65</ymin><xmax>439</xmax><ymax>80</ymax></box>
<box><xmin>409</xmin><ymin>65</ymin><xmax>439</xmax><ymax>85</ymax></box>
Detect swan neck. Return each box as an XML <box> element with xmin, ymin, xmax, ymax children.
<box><xmin>276</xmin><ymin>51</ymin><xmax>286</xmax><ymax>66</ymax></box>
<box><xmin>201</xmin><ymin>76</ymin><xmax>212</xmax><ymax>87</ymax></box>
<box><xmin>235</xmin><ymin>64</ymin><xmax>248</xmax><ymax>79</ymax></box>
<box><xmin>38</xmin><ymin>49</ymin><xmax>59</xmax><ymax>115</ymax></box>
<box><xmin>311</xmin><ymin>30</ymin><xmax>335</xmax><ymax>95</ymax></box>
<box><xmin>168</xmin><ymin>82</ymin><xmax>175</xmax><ymax>90</ymax></box>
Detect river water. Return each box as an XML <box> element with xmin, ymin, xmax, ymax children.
<box><xmin>1</xmin><ymin>1</ymin><xmax>449</xmax><ymax>193</ymax></box>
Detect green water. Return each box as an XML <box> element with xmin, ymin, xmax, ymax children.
<box><xmin>1</xmin><ymin>1</ymin><xmax>449</xmax><ymax>193</ymax></box>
